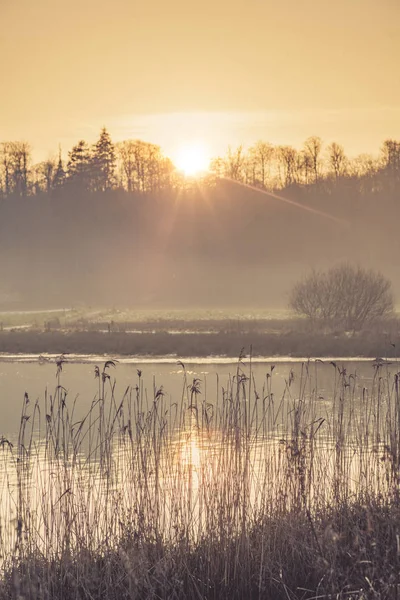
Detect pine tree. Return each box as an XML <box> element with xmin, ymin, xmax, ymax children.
<box><xmin>92</xmin><ymin>127</ymin><xmax>116</xmax><ymax>191</ymax></box>
<box><xmin>67</xmin><ymin>140</ymin><xmax>92</xmax><ymax>189</ymax></box>
<box><xmin>53</xmin><ymin>147</ymin><xmax>66</xmax><ymax>189</ymax></box>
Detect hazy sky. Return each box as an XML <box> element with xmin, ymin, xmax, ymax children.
<box><xmin>1</xmin><ymin>0</ymin><xmax>399</xmax><ymax>161</ymax></box>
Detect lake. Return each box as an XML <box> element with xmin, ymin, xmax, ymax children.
<box><xmin>0</xmin><ymin>354</ymin><xmax>398</xmax><ymax>564</ymax></box>
<box><xmin>0</xmin><ymin>354</ymin><xmax>388</xmax><ymax>438</ymax></box>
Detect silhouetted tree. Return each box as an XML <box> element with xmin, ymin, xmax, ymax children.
<box><xmin>67</xmin><ymin>140</ymin><xmax>92</xmax><ymax>189</ymax></box>
<box><xmin>327</xmin><ymin>142</ymin><xmax>347</xmax><ymax>180</ymax></box>
<box><xmin>289</xmin><ymin>264</ymin><xmax>393</xmax><ymax>331</ymax></box>
<box><xmin>142</xmin><ymin>142</ymin><xmax>166</xmax><ymax>192</ymax></box>
<box><xmin>247</xmin><ymin>141</ymin><xmax>274</xmax><ymax>188</ymax></box>
<box><xmin>157</xmin><ymin>155</ymin><xmax>175</xmax><ymax>191</ymax></box>
<box><xmin>381</xmin><ymin>139</ymin><xmax>400</xmax><ymax>181</ymax></box>
<box><xmin>295</xmin><ymin>150</ymin><xmax>313</xmax><ymax>185</ymax></box>
<box><xmin>117</xmin><ymin>139</ymin><xmax>171</xmax><ymax>192</ymax></box>
<box><xmin>348</xmin><ymin>153</ymin><xmax>381</xmax><ymax>194</ymax></box>
<box><xmin>349</xmin><ymin>154</ymin><xmax>378</xmax><ymax>178</ymax></box>
<box><xmin>53</xmin><ymin>148</ymin><xmax>66</xmax><ymax>189</ymax></box>
<box><xmin>225</xmin><ymin>145</ymin><xmax>246</xmax><ymax>182</ymax></box>
<box><xmin>382</xmin><ymin>139</ymin><xmax>400</xmax><ymax>170</ymax></box>
<box><xmin>13</xmin><ymin>142</ymin><xmax>31</xmax><ymax>196</ymax></box>
<box><xmin>209</xmin><ymin>157</ymin><xmax>225</xmax><ymax>179</ymax></box>
<box><xmin>32</xmin><ymin>158</ymin><xmax>56</xmax><ymax>194</ymax></box>
<box><xmin>304</xmin><ymin>136</ymin><xmax>322</xmax><ymax>183</ymax></box>
<box><xmin>277</xmin><ymin>146</ymin><xmax>298</xmax><ymax>187</ymax></box>
<box><xmin>117</xmin><ymin>140</ymin><xmax>135</xmax><ymax>192</ymax></box>
<box><xmin>0</xmin><ymin>142</ymin><xmax>12</xmax><ymax>196</ymax></box>
<box><xmin>0</xmin><ymin>142</ymin><xmax>32</xmax><ymax>196</ymax></box>
<box><xmin>92</xmin><ymin>128</ymin><xmax>116</xmax><ymax>191</ymax></box>
<box><xmin>1</xmin><ymin>131</ymin><xmax>399</xmax><ymax>201</ymax></box>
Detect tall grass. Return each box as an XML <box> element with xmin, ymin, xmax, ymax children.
<box><xmin>1</xmin><ymin>357</ymin><xmax>400</xmax><ymax>599</ymax></box>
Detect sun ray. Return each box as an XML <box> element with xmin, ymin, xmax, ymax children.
<box><xmin>221</xmin><ymin>177</ymin><xmax>349</xmax><ymax>227</ymax></box>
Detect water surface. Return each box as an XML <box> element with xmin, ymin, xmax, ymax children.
<box><xmin>0</xmin><ymin>354</ymin><xmax>390</xmax><ymax>437</ymax></box>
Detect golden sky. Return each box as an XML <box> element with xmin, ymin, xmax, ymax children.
<box><xmin>1</xmin><ymin>0</ymin><xmax>399</xmax><ymax>160</ymax></box>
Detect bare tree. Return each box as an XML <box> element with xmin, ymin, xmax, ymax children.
<box><xmin>348</xmin><ymin>154</ymin><xmax>378</xmax><ymax>179</ymax></box>
<box><xmin>209</xmin><ymin>156</ymin><xmax>225</xmax><ymax>179</ymax></box>
<box><xmin>381</xmin><ymin>139</ymin><xmax>400</xmax><ymax>172</ymax></box>
<box><xmin>117</xmin><ymin>140</ymin><xmax>171</xmax><ymax>193</ymax></box>
<box><xmin>381</xmin><ymin>139</ymin><xmax>400</xmax><ymax>190</ymax></box>
<box><xmin>225</xmin><ymin>145</ymin><xmax>246</xmax><ymax>182</ymax></box>
<box><xmin>295</xmin><ymin>150</ymin><xmax>313</xmax><ymax>185</ymax></box>
<box><xmin>117</xmin><ymin>140</ymin><xmax>136</xmax><ymax>192</ymax></box>
<box><xmin>1</xmin><ymin>142</ymin><xmax>32</xmax><ymax>196</ymax></box>
<box><xmin>289</xmin><ymin>264</ymin><xmax>393</xmax><ymax>331</ymax></box>
<box><xmin>304</xmin><ymin>136</ymin><xmax>323</xmax><ymax>183</ymax></box>
<box><xmin>289</xmin><ymin>270</ymin><xmax>329</xmax><ymax>322</ymax></box>
<box><xmin>277</xmin><ymin>146</ymin><xmax>298</xmax><ymax>187</ymax></box>
<box><xmin>247</xmin><ymin>141</ymin><xmax>274</xmax><ymax>188</ymax></box>
<box><xmin>350</xmin><ymin>154</ymin><xmax>382</xmax><ymax>194</ymax></box>
<box><xmin>145</xmin><ymin>142</ymin><xmax>166</xmax><ymax>192</ymax></box>
<box><xmin>33</xmin><ymin>158</ymin><xmax>56</xmax><ymax>194</ymax></box>
<box><xmin>156</xmin><ymin>156</ymin><xmax>175</xmax><ymax>191</ymax></box>
<box><xmin>0</xmin><ymin>142</ymin><xmax>12</xmax><ymax>196</ymax></box>
<box><xmin>327</xmin><ymin>142</ymin><xmax>347</xmax><ymax>180</ymax></box>
<box><xmin>328</xmin><ymin>265</ymin><xmax>393</xmax><ymax>330</ymax></box>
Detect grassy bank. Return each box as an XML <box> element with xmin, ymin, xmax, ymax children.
<box><xmin>1</xmin><ymin>361</ymin><xmax>400</xmax><ymax>598</ymax></box>
<box><xmin>0</xmin><ymin>327</ymin><xmax>399</xmax><ymax>358</ymax></box>
<box><xmin>3</xmin><ymin>501</ymin><xmax>400</xmax><ymax>599</ymax></box>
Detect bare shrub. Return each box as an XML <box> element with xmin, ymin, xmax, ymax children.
<box><xmin>289</xmin><ymin>264</ymin><xmax>394</xmax><ymax>331</ymax></box>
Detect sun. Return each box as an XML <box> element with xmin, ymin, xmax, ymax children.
<box><xmin>174</xmin><ymin>142</ymin><xmax>210</xmax><ymax>177</ymax></box>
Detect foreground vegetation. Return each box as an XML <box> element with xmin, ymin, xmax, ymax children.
<box><xmin>1</xmin><ymin>359</ymin><xmax>400</xmax><ymax>598</ymax></box>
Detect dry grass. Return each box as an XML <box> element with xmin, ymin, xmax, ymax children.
<box><xmin>1</xmin><ymin>358</ymin><xmax>400</xmax><ymax>599</ymax></box>
<box><xmin>1</xmin><ymin>325</ymin><xmax>400</xmax><ymax>358</ymax></box>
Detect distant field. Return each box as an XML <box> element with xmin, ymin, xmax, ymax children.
<box><xmin>2</xmin><ymin>304</ymin><xmax>400</xmax><ymax>330</ymax></box>
<box><xmin>1</xmin><ymin>306</ymin><xmax>399</xmax><ymax>360</ymax></box>
<box><xmin>0</xmin><ymin>306</ymin><xmax>292</xmax><ymax>329</ymax></box>
<box><xmin>0</xmin><ymin>308</ymin><xmax>81</xmax><ymax>328</ymax></box>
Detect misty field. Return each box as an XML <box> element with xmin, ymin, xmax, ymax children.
<box><xmin>1</xmin><ymin>359</ymin><xmax>400</xmax><ymax>599</ymax></box>
<box><xmin>0</xmin><ymin>307</ymin><xmax>290</xmax><ymax>330</ymax></box>
<box><xmin>1</xmin><ymin>307</ymin><xmax>400</xmax><ymax>359</ymax></box>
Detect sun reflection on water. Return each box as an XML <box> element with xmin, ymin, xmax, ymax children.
<box><xmin>0</xmin><ymin>362</ymin><xmax>399</xmax><ymax>564</ymax></box>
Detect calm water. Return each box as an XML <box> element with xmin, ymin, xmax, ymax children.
<box><xmin>0</xmin><ymin>355</ymin><xmax>398</xmax><ymax>560</ymax></box>
<box><xmin>0</xmin><ymin>355</ymin><xmax>390</xmax><ymax>438</ymax></box>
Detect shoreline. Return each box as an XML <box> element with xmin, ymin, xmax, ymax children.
<box><xmin>0</xmin><ymin>351</ymin><xmax>385</xmax><ymax>364</ymax></box>
<box><xmin>0</xmin><ymin>329</ymin><xmax>398</xmax><ymax>361</ymax></box>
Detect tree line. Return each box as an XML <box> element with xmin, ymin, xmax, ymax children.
<box><xmin>0</xmin><ymin>128</ymin><xmax>399</xmax><ymax>198</ymax></box>
<box><xmin>0</xmin><ymin>129</ymin><xmax>175</xmax><ymax>197</ymax></box>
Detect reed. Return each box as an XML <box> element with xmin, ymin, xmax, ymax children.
<box><xmin>0</xmin><ymin>357</ymin><xmax>399</xmax><ymax>599</ymax></box>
